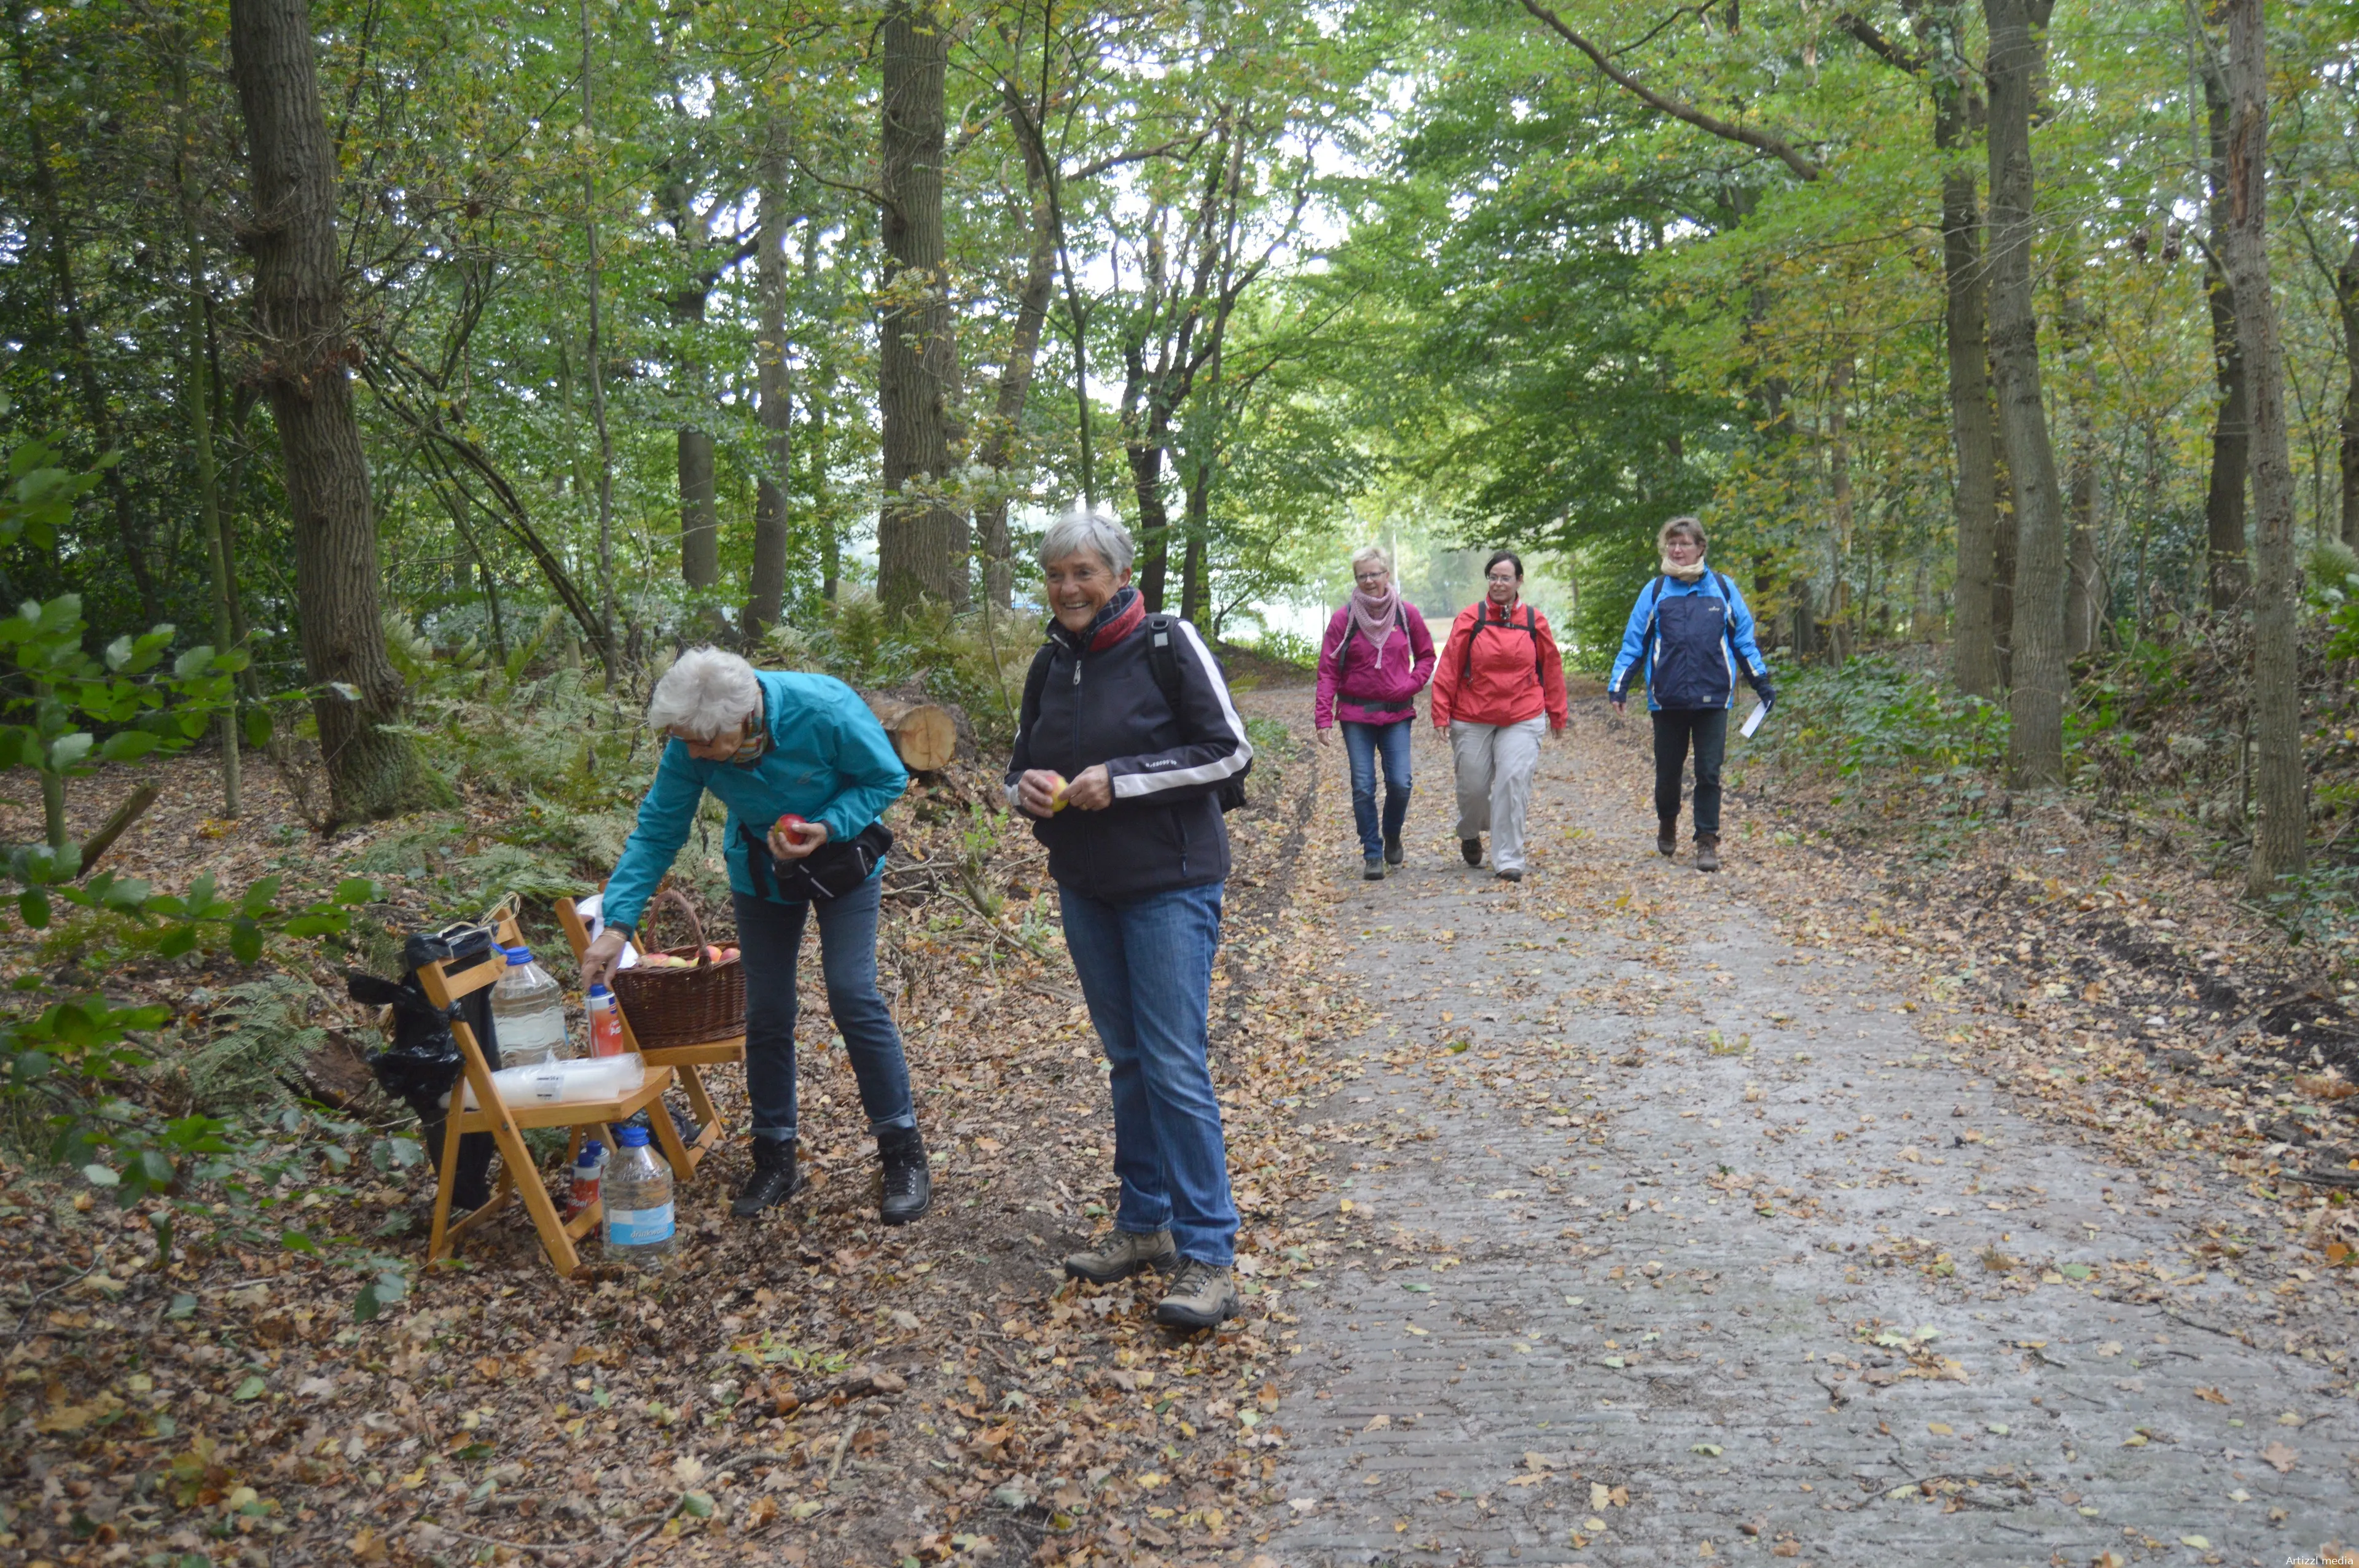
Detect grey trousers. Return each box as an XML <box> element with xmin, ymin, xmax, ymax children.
<box><xmin>1450</xmin><ymin>716</ymin><xmax>1547</xmax><ymax>872</ymax></box>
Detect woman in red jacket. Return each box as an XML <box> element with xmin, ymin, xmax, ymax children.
<box><xmin>1315</xmin><ymin>547</ymin><xmax>1437</xmax><ymax>880</ymax></box>
<box><xmin>1431</xmin><ymin>551</ymin><xmax>1568</xmax><ymax>881</ymax></box>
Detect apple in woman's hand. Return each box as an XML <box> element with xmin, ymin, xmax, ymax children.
<box><xmin>777</xmin><ymin>813</ymin><xmax>812</xmax><ymax>840</ymax></box>
<box><xmin>1047</xmin><ymin>773</ymin><xmax>1070</xmax><ymax>813</ymax></box>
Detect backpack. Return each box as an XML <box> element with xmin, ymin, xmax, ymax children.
<box><xmin>1020</xmin><ymin>614</ymin><xmax>1252</xmax><ymax>813</ymax></box>
<box><xmin>1460</xmin><ymin>604</ymin><xmax>1546</xmax><ymax>688</ymax></box>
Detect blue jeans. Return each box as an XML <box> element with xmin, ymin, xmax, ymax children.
<box><xmin>733</xmin><ymin>879</ymin><xmax>917</xmax><ymax>1144</ymax></box>
<box><xmin>1340</xmin><ymin>719</ymin><xmax>1414</xmax><ymax>856</ymax></box>
<box><xmin>1057</xmin><ymin>880</ymin><xmax>1238</xmax><ymax>1266</ymax></box>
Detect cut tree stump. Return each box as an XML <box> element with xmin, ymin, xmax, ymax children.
<box><xmin>864</xmin><ymin>695</ymin><xmax>961</xmax><ymax>772</ymax></box>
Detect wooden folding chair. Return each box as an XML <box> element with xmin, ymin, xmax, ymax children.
<box><xmin>554</xmin><ymin>894</ymin><xmax>741</xmax><ymax>1173</ymax></box>
<box><xmin>418</xmin><ymin>911</ymin><xmax>695</xmax><ymax>1277</ymax></box>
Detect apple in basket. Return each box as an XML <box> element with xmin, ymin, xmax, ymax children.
<box><xmin>702</xmin><ymin>944</ymin><xmax>741</xmax><ymax>964</ymax></box>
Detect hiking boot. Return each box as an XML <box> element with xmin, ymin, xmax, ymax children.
<box><xmin>1461</xmin><ymin>837</ymin><xmax>1484</xmax><ymax>867</ymax></box>
<box><xmin>1153</xmin><ymin>1259</ymin><xmax>1240</xmax><ymax>1329</ymax></box>
<box><xmin>877</xmin><ymin>1125</ymin><xmax>932</xmax><ymax>1226</ymax></box>
<box><xmin>1383</xmin><ymin>834</ymin><xmax>1404</xmax><ymax>866</ymax></box>
<box><xmin>1363</xmin><ymin>854</ymin><xmax>1386</xmax><ymax>881</ymax></box>
<box><xmin>1495</xmin><ymin>868</ymin><xmax>1523</xmax><ymax>883</ymax></box>
<box><xmin>1696</xmin><ymin>834</ymin><xmax>1721</xmax><ymax>873</ymax></box>
<box><xmin>1657</xmin><ymin>823</ymin><xmax>1677</xmax><ymax>857</ymax></box>
<box><xmin>730</xmin><ymin>1137</ymin><xmax>805</xmax><ymax>1217</ymax></box>
<box><xmin>1064</xmin><ymin>1227</ymin><xmax>1176</xmax><ymax>1285</ymax></box>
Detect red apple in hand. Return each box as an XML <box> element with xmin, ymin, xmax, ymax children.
<box><xmin>777</xmin><ymin>813</ymin><xmax>813</xmax><ymax>841</ymax></box>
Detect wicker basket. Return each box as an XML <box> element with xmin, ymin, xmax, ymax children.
<box><xmin>609</xmin><ymin>887</ymin><xmax>746</xmax><ymax>1049</ymax></box>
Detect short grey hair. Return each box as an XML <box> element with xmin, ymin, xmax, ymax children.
<box><xmin>646</xmin><ymin>647</ymin><xmax>761</xmax><ymax>739</ymax></box>
<box><xmin>1037</xmin><ymin>507</ymin><xmax>1134</xmax><ymax>575</ymax></box>
<box><xmin>1350</xmin><ymin>545</ymin><xmax>1391</xmax><ymax>575</ymax></box>
<box><xmin>1659</xmin><ymin>515</ymin><xmax>1707</xmax><ymax>552</ymax></box>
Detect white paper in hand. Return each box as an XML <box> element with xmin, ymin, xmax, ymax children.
<box><xmin>1740</xmin><ymin>701</ymin><xmax>1768</xmax><ymax>740</ymax></box>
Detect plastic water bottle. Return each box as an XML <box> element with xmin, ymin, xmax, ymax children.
<box><xmin>490</xmin><ymin>946</ymin><xmax>571</xmax><ymax>1066</ymax></box>
<box><xmin>586</xmin><ymin>984</ymin><xmax>628</xmax><ymax>1058</ymax></box>
<box><xmin>564</xmin><ymin>1138</ymin><xmax>608</xmax><ymax>1221</ymax></box>
<box><xmin>601</xmin><ymin>1124</ymin><xmax>675</xmax><ymax>1269</ymax></box>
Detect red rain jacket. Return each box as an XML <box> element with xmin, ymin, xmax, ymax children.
<box><xmin>1430</xmin><ymin>598</ymin><xmax>1568</xmax><ymax>730</ymax></box>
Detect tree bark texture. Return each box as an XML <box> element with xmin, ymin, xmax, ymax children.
<box><xmin>2057</xmin><ymin>248</ymin><xmax>2103</xmax><ymax>658</ymax></box>
<box><xmin>2337</xmin><ymin>233</ymin><xmax>2359</xmax><ymax>548</ymax></box>
<box><xmin>228</xmin><ymin>0</ymin><xmax>421</xmax><ymax>823</ymax></box>
<box><xmin>2222</xmin><ymin>0</ymin><xmax>2305</xmax><ymax>892</ymax></box>
<box><xmin>877</xmin><ymin>1</ymin><xmax>970</xmax><ymax>614</ymax></box>
<box><xmin>2202</xmin><ymin>61</ymin><xmax>2253</xmax><ymax>609</ymax></box>
<box><xmin>745</xmin><ymin>147</ymin><xmax>793</xmax><ymax>641</ymax></box>
<box><xmin>1983</xmin><ymin>0</ymin><xmax>2070</xmax><ymax>787</ymax></box>
<box><xmin>1914</xmin><ymin>0</ymin><xmax>2003</xmax><ymax>697</ymax></box>
<box><xmin>579</xmin><ymin>0</ymin><xmax>617</xmax><ymax>661</ymax></box>
<box><xmin>677</xmin><ymin>427</ymin><xmax>719</xmax><ymax>590</ymax></box>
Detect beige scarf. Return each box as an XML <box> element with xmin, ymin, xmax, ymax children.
<box><xmin>1660</xmin><ymin>553</ymin><xmax>1708</xmax><ymax>584</ymax></box>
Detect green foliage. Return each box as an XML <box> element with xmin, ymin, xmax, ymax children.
<box><xmin>176</xmin><ymin>976</ymin><xmax>330</xmax><ymax>1115</ymax></box>
<box><xmin>1752</xmin><ymin>655</ymin><xmax>2009</xmax><ymax>782</ymax></box>
<box><xmin>1246</xmin><ymin>626</ymin><xmax>1320</xmax><ymax>673</ymax></box>
<box><xmin>761</xmin><ymin>599</ymin><xmax>1032</xmax><ymax>748</ymax></box>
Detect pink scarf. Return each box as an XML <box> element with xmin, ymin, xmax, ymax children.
<box><xmin>1348</xmin><ymin>586</ymin><xmax>1402</xmax><ymax>666</ymax></box>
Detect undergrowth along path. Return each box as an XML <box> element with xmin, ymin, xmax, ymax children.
<box><xmin>1238</xmin><ymin>695</ymin><xmax>2357</xmax><ymax>1568</ymax></box>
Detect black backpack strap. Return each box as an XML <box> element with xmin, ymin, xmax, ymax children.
<box><xmin>1144</xmin><ymin>614</ymin><xmax>1184</xmax><ymax>711</ymax></box>
<box><xmin>1524</xmin><ymin>607</ymin><xmax>1543</xmax><ymax>682</ymax></box>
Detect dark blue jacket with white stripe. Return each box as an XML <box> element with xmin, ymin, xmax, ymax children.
<box><xmin>1003</xmin><ymin>590</ymin><xmax>1253</xmax><ymax>903</ymax></box>
<box><xmin>1607</xmin><ymin>570</ymin><xmax>1770</xmax><ymax>712</ymax></box>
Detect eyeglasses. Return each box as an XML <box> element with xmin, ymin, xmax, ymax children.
<box><xmin>1486</xmin><ymin>572</ymin><xmax>1519</xmax><ymax>584</ymax></box>
<box><xmin>1353</xmin><ymin>571</ymin><xmax>1389</xmax><ymax>584</ymax></box>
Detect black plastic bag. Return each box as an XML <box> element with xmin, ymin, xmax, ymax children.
<box><xmin>348</xmin><ymin>922</ymin><xmax>504</xmax><ymax>1210</ymax></box>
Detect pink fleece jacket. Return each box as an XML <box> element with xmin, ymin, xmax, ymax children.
<box><xmin>1315</xmin><ymin>601</ymin><xmax>1437</xmax><ymax>728</ymax></box>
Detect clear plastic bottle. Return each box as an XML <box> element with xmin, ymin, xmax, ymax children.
<box><xmin>600</xmin><ymin>1124</ymin><xmax>675</xmax><ymax>1269</ymax></box>
<box><xmin>490</xmin><ymin>946</ymin><xmax>571</xmax><ymax>1067</ymax></box>
<box><xmin>564</xmin><ymin>1137</ymin><xmax>608</xmax><ymax>1221</ymax></box>
<box><xmin>585</xmin><ymin>983</ymin><xmax>628</xmax><ymax>1058</ymax></box>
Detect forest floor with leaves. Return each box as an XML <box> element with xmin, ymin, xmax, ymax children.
<box><xmin>5</xmin><ymin>668</ymin><xmax>2359</xmax><ymax>1568</ymax></box>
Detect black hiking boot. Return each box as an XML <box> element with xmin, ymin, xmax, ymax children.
<box><xmin>877</xmin><ymin>1125</ymin><xmax>932</xmax><ymax>1226</ymax></box>
<box><xmin>1461</xmin><ymin>837</ymin><xmax>1484</xmax><ymax>867</ymax></box>
<box><xmin>1657</xmin><ymin>822</ymin><xmax>1678</xmax><ymax>857</ymax></box>
<box><xmin>730</xmin><ymin>1137</ymin><xmax>805</xmax><ymax>1217</ymax></box>
<box><xmin>1383</xmin><ymin>833</ymin><xmax>1404</xmax><ymax>866</ymax></box>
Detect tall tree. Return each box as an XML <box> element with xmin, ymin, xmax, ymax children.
<box><xmin>579</xmin><ymin>0</ymin><xmax>619</xmax><ymax>661</ymax></box>
<box><xmin>876</xmin><ymin>0</ymin><xmax>969</xmax><ymax>613</ymax></box>
<box><xmin>2336</xmin><ymin>235</ymin><xmax>2359</xmax><ymax>548</ymax></box>
<box><xmin>1982</xmin><ymin>0</ymin><xmax>2069</xmax><ymax>787</ymax></box>
<box><xmin>2223</xmin><ymin>0</ymin><xmax>2303</xmax><ymax>892</ymax></box>
<box><xmin>745</xmin><ymin>142</ymin><xmax>793</xmax><ymax>641</ymax></box>
<box><xmin>2200</xmin><ymin>58</ymin><xmax>2252</xmax><ymax>609</ymax></box>
<box><xmin>227</xmin><ymin>0</ymin><xmax>420</xmax><ymax>821</ymax></box>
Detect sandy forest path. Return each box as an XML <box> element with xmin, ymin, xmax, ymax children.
<box><xmin>1229</xmin><ymin>686</ymin><xmax>2355</xmax><ymax>1568</ymax></box>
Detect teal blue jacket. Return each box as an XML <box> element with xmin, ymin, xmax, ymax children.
<box><xmin>603</xmin><ymin>670</ymin><xmax>907</xmax><ymax>932</ymax></box>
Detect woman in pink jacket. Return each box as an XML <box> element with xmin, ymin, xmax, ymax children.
<box><xmin>1315</xmin><ymin>547</ymin><xmax>1438</xmax><ymax>879</ymax></box>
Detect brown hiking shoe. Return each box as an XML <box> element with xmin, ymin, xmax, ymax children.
<box><xmin>1696</xmin><ymin>834</ymin><xmax>1721</xmax><ymax>873</ymax></box>
<box><xmin>1152</xmin><ymin>1259</ymin><xmax>1240</xmax><ymax>1328</ymax></box>
<box><xmin>1063</xmin><ymin>1228</ymin><xmax>1176</xmax><ymax>1284</ymax></box>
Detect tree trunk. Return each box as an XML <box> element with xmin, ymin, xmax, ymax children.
<box><xmin>1127</xmin><ymin>439</ymin><xmax>1173</xmax><ymax>610</ymax></box>
<box><xmin>579</xmin><ymin>0</ymin><xmax>617</xmax><ymax>663</ymax></box>
<box><xmin>678</xmin><ymin>427</ymin><xmax>719</xmax><ymax>590</ymax></box>
<box><xmin>173</xmin><ymin>51</ymin><xmax>240</xmax><ymax>817</ymax></box>
<box><xmin>2202</xmin><ymin>60</ymin><xmax>2252</xmax><ymax>609</ymax></box>
<box><xmin>1827</xmin><ymin>358</ymin><xmax>1855</xmax><ymax>663</ymax></box>
<box><xmin>2336</xmin><ymin>233</ymin><xmax>2359</xmax><ymax>549</ymax></box>
<box><xmin>877</xmin><ymin>1</ymin><xmax>970</xmax><ymax>614</ymax></box>
<box><xmin>1180</xmin><ymin>448</ymin><xmax>1212</xmax><ymax>625</ymax></box>
<box><xmin>228</xmin><ymin>0</ymin><xmax>420</xmax><ymax>822</ymax></box>
<box><xmin>2222</xmin><ymin>0</ymin><xmax>2305</xmax><ymax>892</ymax></box>
<box><xmin>745</xmin><ymin>146</ymin><xmax>793</xmax><ymax>641</ymax></box>
<box><xmin>1984</xmin><ymin>0</ymin><xmax>2070</xmax><ymax>787</ymax></box>
<box><xmin>2058</xmin><ymin>245</ymin><xmax>2103</xmax><ymax>658</ymax></box>
<box><xmin>977</xmin><ymin>82</ymin><xmax>1063</xmax><ymax>610</ymax></box>
<box><xmin>1915</xmin><ymin>0</ymin><xmax>2003</xmax><ymax>696</ymax></box>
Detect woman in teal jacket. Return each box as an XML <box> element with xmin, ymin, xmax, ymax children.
<box><xmin>580</xmin><ymin>648</ymin><xmax>929</xmax><ymax>1223</ymax></box>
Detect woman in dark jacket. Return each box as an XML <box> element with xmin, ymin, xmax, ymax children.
<box><xmin>1315</xmin><ymin>545</ymin><xmax>1437</xmax><ymax>879</ymax></box>
<box><xmin>1006</xmin><ymin>509</ymin><xmax>1253</xmax><ymax>1328</ymax></box>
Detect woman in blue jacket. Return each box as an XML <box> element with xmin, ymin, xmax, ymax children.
<box><xmin>581</xmin><ymin>649</ymin><xmax>929</xmax><ymax>1224</ymax></box>
<box><xmin>1607</xmin><ymin>517</ymin><xmax>1775</xmax><ymax>872</ymax></box>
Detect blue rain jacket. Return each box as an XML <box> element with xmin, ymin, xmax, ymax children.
<box><xmin>1607</xmin><ymin>571</ymin><xmax>1770</xmax><ymax>712</ymax></box>
<box><xmin>602</xmin><ymin>669</ymin><xmax>907</xmax><ymax>932</ymax></box>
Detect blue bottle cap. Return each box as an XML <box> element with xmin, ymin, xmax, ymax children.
<box><xmin>615</xmin><ymin>1124</ymin><xmax>651</xmax><ymax>1148</ymax></box>
<box><xmin>588</xmin><ymin>983</ymin><xmax>612</xmax><ymax>1000</ymax></box>
<box><xmin>579</xmin><ymin>1137</ymin><xmax>603</xmax><ymax>1157</ymax></box>
<box><xmin>506</xmin><ymin>946</ymin><xmax>533</xmax><ymax>965</ymax></box>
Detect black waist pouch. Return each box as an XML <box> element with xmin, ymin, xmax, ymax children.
<box><xmin>346</xmin><ymin>922</ymin><xmax>504</xmax><ymax>1210</ymax></box>
<box><xmin>740</xmin><ymin>820</ymin><xmax>894</xmax><ymax>903</ymax></box>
